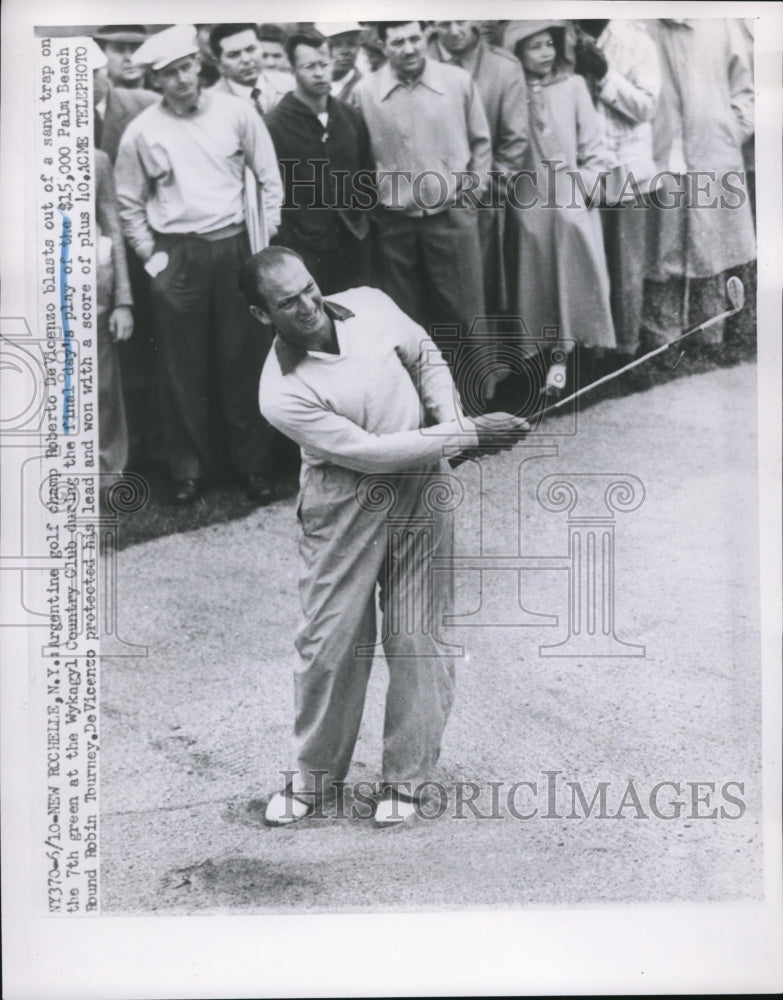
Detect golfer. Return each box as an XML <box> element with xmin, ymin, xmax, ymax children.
<box><xmin>240</xmin><ymin>247</ymin><xmax>528</xmax><ymax>826</ymax></box>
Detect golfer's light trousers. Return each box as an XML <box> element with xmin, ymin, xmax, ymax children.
<box><xmin>292</xmin><ymin>460</ymin><xmax>458</xmax><ymax>795</ymax></box>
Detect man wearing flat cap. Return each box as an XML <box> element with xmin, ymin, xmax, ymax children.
<box><xmin>115</xmin><ymin>25</ymin><xmax>284</xmax><ymax>505</ymax></box>
<box><xmin>93</xmin><ymin>25</ymin><xmax>149</xmax><ymax>89</ymax></box>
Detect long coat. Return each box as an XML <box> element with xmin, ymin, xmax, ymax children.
<box><xmin>645</xmin><ymin>19</ymin><xmax>755</xmax><ymax>280</ymax></box>
<box><xmin>505</xmin><ymin>70</ymin><xmax>616</xmax><ymax>348</ymax></box>
<box><xmin>426</xmin><ymin>36</ymin><xmax>527</xmax><ymax>177</ymax></box>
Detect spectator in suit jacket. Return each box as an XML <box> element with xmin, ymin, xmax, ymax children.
<box><xmin>208</xmin><ymin>23</ymin><xmax>287</xmax><ymax>116</ymax></box>
<box><xmin>92</xmin><ymin>57</ymin><xmax>157</xmax><ymax>164</ymax></box>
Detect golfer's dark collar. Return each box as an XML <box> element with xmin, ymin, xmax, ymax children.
<box><xmin>274</xmin><ymin>300</ymin><xmax>355</xmax><ymax>375</ymax></box>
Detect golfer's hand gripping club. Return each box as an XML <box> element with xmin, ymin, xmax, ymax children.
<box><xmin>466</xmin><ymin>412</ymin><xmax>530</xmax><ymax>458</ymax></box>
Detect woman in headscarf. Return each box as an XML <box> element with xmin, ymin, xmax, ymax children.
<box><xmin>504</xmin><ymin>20</ymin><xmax>615</xmax><ymax>395</ymax></box>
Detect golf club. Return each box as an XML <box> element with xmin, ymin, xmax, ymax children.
<box><xmin>539</xmin><ymin>275</ymin><xmax>745</xmax><ymax>418</ymax></box>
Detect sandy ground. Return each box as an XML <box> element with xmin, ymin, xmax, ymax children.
<box><xmin>103</xmin><ymin>362</ymin><xmax>762</xmax><ymax>913</ymax></box>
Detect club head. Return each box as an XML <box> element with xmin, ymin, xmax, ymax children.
<box><xmin>726</xmin><ymin>275</ymin><xmax>745</xmax><ymax>312</ymax></box>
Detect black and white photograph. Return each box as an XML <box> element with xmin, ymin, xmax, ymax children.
<box><xmin>1</xmin><ymin>1</ymin><xmax>781</xmax><ymax>996</ymax></box>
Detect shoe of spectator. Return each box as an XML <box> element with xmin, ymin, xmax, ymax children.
<box><xmin>373</xmin><ymin>789</ymin><xmax>418</xmax><ymax>828</ymax></box>
<box><xmin>172</xmin><ymin>478</ymin><xmax>201</xmax><ymax>505</ymax></box>
<box><xmin>264</xmin><ymin>786</ymin><xmax>315</xmax><ymax>827</ymax></box>
<box><xmin>243</xmin><ymin>474</ymin><xmax>276</xmax><ymax>505</ymax></box>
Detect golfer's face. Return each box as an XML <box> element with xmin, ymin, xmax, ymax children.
<box><xmin>262</xmin><ymin>259</ymin><xmax>330</xmax><ymax>346</ymax></box>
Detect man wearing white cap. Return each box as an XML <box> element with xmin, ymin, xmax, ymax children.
<box><xmin>115</xmin><ymin>25</ymin><xmax>284</xmax><ymax>505</ymax></box>
<box><xmin>316</xmin><ymin>22</ymin><xmax>365</xmax><ymax>102</ymax></box>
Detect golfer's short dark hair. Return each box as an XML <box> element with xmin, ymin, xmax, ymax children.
<box><xmin>239</xmin><ymin>246</ymin><xmax>306</xmax><ymax>310</ymax></box>
<box><xmin>375</xmin><ymin>20</ymin><xmax>427</xmax><ymax>43</ymax></box>
<box><xmin>285</xmin><ymin>30</ymin><xmax>327</xmax><ymax>67</ymax></box>
<box><xmin>209</xmin><ymin>23</ymin><xmax>259</xmax><ymax>59</ymax></box>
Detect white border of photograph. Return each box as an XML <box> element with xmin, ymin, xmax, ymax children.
<box><xmin>2</xmin><ymin>0</ymin><xmax>781</xmax><ymax>996</ymax></box>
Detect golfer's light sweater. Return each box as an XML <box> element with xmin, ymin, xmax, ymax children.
<box><xmin>260</xmin><ymin>287</ymin><xmax>480</xmax><ymax>473</ymax></box>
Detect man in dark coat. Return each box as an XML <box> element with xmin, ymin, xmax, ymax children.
<box><xmin>264</xmin><ymin>29</ymin><xmax>373</xmax><ymax>294</ymax></box>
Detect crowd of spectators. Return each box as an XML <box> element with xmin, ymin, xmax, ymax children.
<box><xmin>89</xmin><ymin>19</ymin><xmax>756</xmax><ymax>505</ymax></box>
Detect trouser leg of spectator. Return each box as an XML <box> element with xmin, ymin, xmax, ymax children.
<box><xmin>420</xmin><ymin>208</ymin><xmax>484</xmax><ymax>335</ymax></box>
<box><xmin>724</xmin><ymin>259</ymin><xmax>756</xmax><ymax>352</ymax></box>
<box><xmin>378</xmin><ymin>464</ymin><xmax>456</xmax><ymax>791</ymax></box>
<box><xmin>601</xmin><ymin>200</ymin><xmax>648</xmax><ymax>355</ymax></box>
<box><xmin>333</xmin><ymin>230</ymin><xmax>372</xmax><ymax>292</ymax></box>
<box><xmin>149</xmin><ymin>236</ymin><xmax>212</xmax><ymax>483</ymax></box>
<box><xmin>477</xmin><ymin>204</ymin><xmax>511</xmax><ymax>399</ymax></box>
<box><xmin>478</xmin><ymin>203</ymin><xmax>506</xmax><ymax>315</ymax></box>
<box><xmin>420</xmin><ymin>208</ymin><xmax>486</xmax><ymax>409</ymax></box>
<box><xmin>292</xmin><ymin>465</ymin><xmax>386</xmax><ymax>795</ymax></box>
<box><xmin>640</xmin><ymin>276</ymin><xmax>685</xmax><ymax>351</ymax></box>
<box><xmin>374</xmin><ymin>213</ymin><xmax>428</xmax><ymax>329</ymax></box>
<box><xmin>642</xmin><ymin>175</ymin><xmax>689</xmax><ymax>352</ymax></box>
<box><xmin>209</xmin><ymin>232</ymin><xmax>277</xmax><ymax>479</ymax></box>
<box><xmin>119</xmin><ymin>249</ymin><xmax>162</xmax><ymax>468</ymax></box>
<box><xmin>96</xmin><ymin>311</ymin><xmax>128</xmax><ymax>479</ymax></box>
<box><xmin>686</xmin><ymin>273</ymin><xmax>727</xmax><ymax>347</ymax></box>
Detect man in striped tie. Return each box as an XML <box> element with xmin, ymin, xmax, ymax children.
<box><xmin>208</xmin><ymin>23</ymin><xmax>291</xmax><ymax>116</ymax></box>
